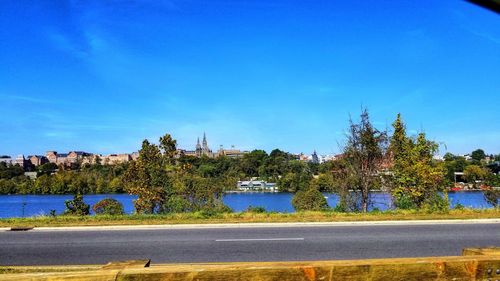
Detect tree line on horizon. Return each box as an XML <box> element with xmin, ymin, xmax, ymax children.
<box><xmin>0</xmin><ymin>109</ymin><xmax>499</xmax><ymax>214</ymax></box>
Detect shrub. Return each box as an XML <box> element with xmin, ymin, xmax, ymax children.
<box><xmin>422</xmin><ymin>193</ymin><xmax>449</xmax><ymax>213</ymax></box>
<box><xmin>212</xmin><ymin>203</ymin><xmax>233</xmax><ymax>213</ymax></box>
<box><xmin>194</xmin><ymin>203</ymin><xmax>233</xmax><ymax>218</ymax></box>
<box><xmin>92</xmin><ymin>198</ymin><xmax>124</xmax><ymax>215</ymax></box>
<box><xmin>163</xmin><ymin>195</ymin><xmax>191</xmax><ymax>213</ymax></box>
<box><xmin>246</xmin><ymin>206</ymin><xmax>266</xmax><ymax>213</ymax></box>
<box><xmin>453</xmin><ymin>202</ymin><xmax>465</xmax><ymax>210</ymax></box>
<box><xmin>483</xmin><ymin>188</ymin><xmax>499</xmax><ymax>208</ymax></box>
<box><xmin>292</xmin><ymin>188</ymin><xmax>329</xmax><ymax>211</ymax></box>
<box><xmin>332</xmin><ymin>204</ymin><xmax>347</xmax><ymax>212</ymax></box>
<box><xmin>64</xmin><ymin>194</ymin><xmax>90</xmax><ymax>216</ymax></box>
<box><xmin>393</xmin><ymin>193</ymin><xmax>417</xmax><ymax>210</ymax></box>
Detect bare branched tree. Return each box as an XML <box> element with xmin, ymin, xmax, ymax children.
<box><xmin>340</xmin><ymin>109</ymin><xmax>388</xmax><ymax>212</ymax></box>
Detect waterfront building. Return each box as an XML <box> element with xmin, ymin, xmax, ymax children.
<box><xmin>237</xmin><ymin>180</ymin><xmax>278</xmax><ymax>192</ymax></box>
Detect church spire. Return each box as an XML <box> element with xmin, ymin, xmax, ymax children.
<box><xmin>196</xmin><ymin>137</ymin><xmax>201</xmax><ymax>150</ymax></box>
<box><xmin>202</xmin><ymin>132</ymin><xmax>210</xmax><ymax>154</ymax></box>
<box><xmin>312</xmin><ymin>150</ymin><xmax>319</xmax><ymax>164</ymax></box>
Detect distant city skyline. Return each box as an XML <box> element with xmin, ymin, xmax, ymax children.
<box><xmin>1</xmin><ymin>1</ymin><xmax>499</xmax><ymax>156</ymax></box>
<box><xmin>0</xmin><ymin>130</ymin><xmax>495</xmax><ymax>158</ymax></box>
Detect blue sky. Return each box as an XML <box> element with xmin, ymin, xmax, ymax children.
<box><xmin>0</xmin><ymin>0</ymin><xmax>499</xmax><ymax>156</ymax></box>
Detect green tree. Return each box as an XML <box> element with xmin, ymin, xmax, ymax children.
<box><xmin>92</xmin><ymin>198</ymin><xmax>124</xmax><ymax>215</ymax></box>
<box><xmin>261</xmin><ymin>149</ymin><xmax>292</xmax><ymax>181</ymax></box>
<box><xmin>109</xmin><ymin>177</ymin><xmax>123</xmax><ymax>193</ymax></box>
<box><xmin>471</xmin><ymin>149</ymin><xmax>486</xmax><ymax>161</ymax></box>
<box><xmin>64</xmin><ymin>194</ymin><xmax>90</xmax><ymax>216</ymax></box>
<box><xmin>292</xmin><ymin>187</ymin><xmax>329</xmax><ymax>211</ymax></box>
<box><xmin>443</xmin><ymin>152</ymin><xmax>455</xmax><ymax>162</ymax></box>
<box><xmin>15</xmin><ymin>177</ymin><xmax>34</xmax><ymax>194</ymax></box>
<box><xmin>389</xmin><ymin>113</ymin><xmax>410</xmax><ymax>169</ymax></box>
<box><xmin>312</xmin><ymin>173</ymin><xmax>336</xmax><ymax>192</ymax></box>
<box><xmin>124</xmin><ymin>133</ymin><xmax>230</xmax><ymax>215</ymax></box>
<box><xmin>168</xmin><ymin>171</ymin><xmax>229</xmax><ymax>212</ymax></box>
<box><xmin>0</xmin><ymin>163</ymin><xmax>24</xmax><ymax>179</ymax></box>
<box><xmin>35</xmin><ymin>174</ymin><xmax>53</xmax><ymax>194</ymax></box>
<box><xmin>444</xmin><ymin>156</ymin><xmax>468</xmax><ymax>182</ymax></box>
<box><xmin>123</xmin><ymin>139</ymin><xmax>170</xmax><ymax>214</ymax></box>
<box><xmin>36</xmin><ymin>162</ymin><xmax>58</xmax><ymax>175</ymax></box>
<box><xmin>277</xmin><ymin>160</ymin><xmax>312</xmax><ymax>192</ymax></box>
<box><xmin>240</xmin><ymin>150</ymin><xmax>268</xmax><ymax>178</ymax></box>
<box><xmin>0</xmin><ymin>179</ymin><xmax>16</xmax><ymax>194</ymax></box>
<box><xmin>389</xmin><ymin>114</ymin><xmax>447</xmax><ymax>209</ymax></box>
<box><xmin>463</xmin><ymin>165</ymin><xmax>490</xmax><ymax>188</ymax></box>
<box><xmin>159</xmin><ymin>133</ymin><xmax>178</xmax><ymax>163</ymax></box>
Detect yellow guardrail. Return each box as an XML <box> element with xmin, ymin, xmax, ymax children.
<box><xmin>1</xmin><ymin>248</ymin><xmax>499</xmax><ymax>280</ymax></box>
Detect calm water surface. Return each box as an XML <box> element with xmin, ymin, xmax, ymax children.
<box><xmin>0</xmin><ymin>191</ymin><xmax>493</xmax><ymax>218</ymax></box>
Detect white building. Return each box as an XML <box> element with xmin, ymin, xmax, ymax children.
<box><xmin>237</xmin><ymin>180</ymin><xmax>277</xmax><ymax>192</ymax></box>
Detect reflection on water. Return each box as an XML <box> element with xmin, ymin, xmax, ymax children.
<box><xmin>0</xmin><ymin>191</ymin><xmax>493</xmax><ymax>218</ymax></box>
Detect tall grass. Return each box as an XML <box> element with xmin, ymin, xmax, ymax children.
<box><xmin>1</xmin><ymin>208</ymin><xmax>498</xmax><ymax>228</ymax></box>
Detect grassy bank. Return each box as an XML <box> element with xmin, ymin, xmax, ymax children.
<box><xmin>1</xmin><ymin>208</ymin><xmax>498</xmax><ymax>228</ymax></box>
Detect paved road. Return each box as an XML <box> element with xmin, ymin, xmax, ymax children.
<box><xmin>0</xmin><ymin>223</ymin><xmax>499</xmax><ymax>266</ymax></box>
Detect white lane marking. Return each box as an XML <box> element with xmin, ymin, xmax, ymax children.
<box><xmin>215</xmin><ymin>238</ymin><xmax>304</xmax><ymax>242</ymax></box>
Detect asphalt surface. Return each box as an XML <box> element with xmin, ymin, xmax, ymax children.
<box><xmin>0</xmin><ymin>223</ymin><xmax>499</xmax><ymax>266</ymax></box>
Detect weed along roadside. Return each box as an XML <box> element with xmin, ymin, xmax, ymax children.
<box><xmin>1</xmin><ymin>208</ymin><xmax>499</xmax><ymax>228</ymax></box>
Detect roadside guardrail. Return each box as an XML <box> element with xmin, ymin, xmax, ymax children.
<box><xmin>0</xmin><ymin>247</ymin><xmax>499</xmax><ymax>280</ymax></box>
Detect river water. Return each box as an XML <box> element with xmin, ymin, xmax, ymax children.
<box><xmin>0</xmin><ymin>191</ymin><xmax>493</xmax><ymax>218</ymax></box>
